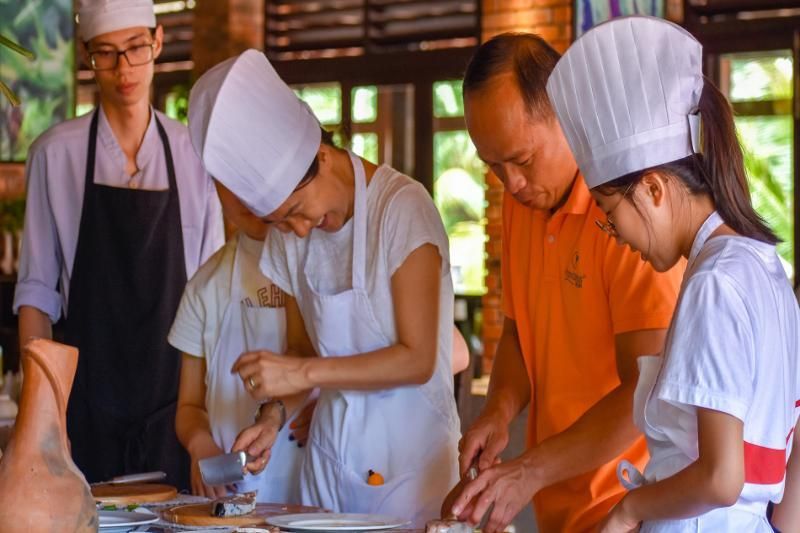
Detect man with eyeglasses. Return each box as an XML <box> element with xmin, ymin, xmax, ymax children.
<box><xmin>442</xmin><ymin>34</ymin><xmax>685</xmax><ymax>532</ymax></box>
<box><xmin>14</xmin><ymin>0</ymin><xmax>223</xmax><ymax>489</ymax></box>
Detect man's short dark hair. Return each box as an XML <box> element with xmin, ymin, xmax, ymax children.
<box><xmin>463</xmin><ymin>33</ymin><xmax>561</xmax><ymax>120</ymax></box>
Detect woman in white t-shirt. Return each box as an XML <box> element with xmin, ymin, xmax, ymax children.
<box><xmin>547</xmin><ymin>17</ymin><xmax>800</xmax><ymax>533</ymax></box>
<box><xmin>170</xmin><ymin>183</ymin><xmax>310</xmax><ymax>502</ymax></box>
<box><xmin>186</xmin><ymin>50</ymin><xmax>464</xmax><ymax>527</ymax></box>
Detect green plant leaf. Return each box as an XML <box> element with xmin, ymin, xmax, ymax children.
<box><xmin>0</xmin><ymin>33</ymin><xmax>35</xmax><ymax>60</ymax></box>
<box><xmin>0</xmin><ymin>79</ymin><xmax>19</xmax><ymax>106</ymax></box>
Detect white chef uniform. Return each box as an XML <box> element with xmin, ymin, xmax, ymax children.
<box><xmin>547</xmin><ymin>15</ymin><xmax>800</xmax><ymax>531</ymax></box>
<box><xmin>632</xmin><ymin>211</ymin><xmax>800</xmax><ymax>531</ymax></box>
<box><xmin>169</xmin><ymin>231</ymin><xmax>303</xmax><ymax>503</ymax></box>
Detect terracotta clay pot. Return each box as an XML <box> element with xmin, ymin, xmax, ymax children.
<box><xmin>0</xmin><ymin>339</ymin><xmax>98</xmax><ymax>531</ymax></box>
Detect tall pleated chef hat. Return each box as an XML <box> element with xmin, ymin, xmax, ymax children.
<box><xmin>188</xmin><ymin>49</ymin><xmax>321</xmax><ymax>217</ymax></box>
<box><xmin>546</xmin><ymin>16</ymin><xmax>704</xmax><ymax>189</ymax></box>
<box><xmin>77</xmin><ymin>0</ymin><xmax>157</xmax><ymax>41</ymax></box>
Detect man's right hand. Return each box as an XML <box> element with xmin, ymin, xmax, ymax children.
<box><xmin>458</xmin><ymin>410</ymin><xmax>510</xmax><ymax>476</ymax></box>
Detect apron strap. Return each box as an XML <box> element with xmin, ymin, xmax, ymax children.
<box><xmin>154</xmin><ymin>114</ymin><xmax>179</xmax><ymax>193</ymax></box>
<box><xmin>349</xmin><ymin>151</ymin><xmax>368</xmax><ymax>291</ymax></box>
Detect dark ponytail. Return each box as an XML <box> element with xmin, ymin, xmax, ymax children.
<box><xmin>696</xmin><ymin>78</ymin><xmax>778</xmax><ymax>244</ymax></box>
<box><xmin>596</xmin><ymin>77</ymin><xmax>779</xmax><ymax>245</ymax></box>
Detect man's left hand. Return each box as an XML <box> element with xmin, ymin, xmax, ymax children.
<box><xmin>598</xmin><ymin>497</ymin><xmax>640</xmax><ymax>533</ymax></box>
<box><xmin>448</xmin><ymin>455</ymin><xmax>541</xmax><ymax>533</ymax></box>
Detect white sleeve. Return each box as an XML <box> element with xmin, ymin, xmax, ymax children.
<box><xmin>13</xmin><ymin>147</ymin><xmax>63</xmax><ymax>322</ymax></box>
<box><xmin>259</xmin><ymin>231</ymin><xmax>294</xmax><ymax>296</ymax></box>
<box><xmin>655</xmin><ymin>272</ymin><xmax>755</xmax><ymax>421</ymax></box>
<box><xmin>168</xmin><ymin>279</ymin><xmax>206</xmax><ymax>358</ymax></box>
<box><xmin>382</xmin><ymin>182</ymin><xmax>451</xmax><ymax>278</ymax></box>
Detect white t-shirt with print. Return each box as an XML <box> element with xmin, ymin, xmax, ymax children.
<box><xmin>168</xmin><ymin>231</ymin><xmax>301</xmax><ymax>503</ymax></box>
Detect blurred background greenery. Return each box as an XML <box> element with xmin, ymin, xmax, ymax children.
<box><xmin>0</xmin><ymin>0</ymin><xmax>74</xmax><ymax>161</ymax></box>
<box><xmin>725</xmin><ymin>51</ymin><xmax>794</xmax><ymax>278</ymax></box>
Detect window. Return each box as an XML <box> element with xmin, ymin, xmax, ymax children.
<box><xmin>720</xmin><ymin>51</ymin><xmax>794</xmax><ymax>277</ymax></box>
<box><xmin>433</xmin><ymin>80</ymin><xmax>486</xmax><ymax>295</ymax></box>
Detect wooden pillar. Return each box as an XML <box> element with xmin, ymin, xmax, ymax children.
<box><xmin>479</xmin><ymin>0</ymin><xmax>573</xmax><ymax>374</ymax></box>
<box><xmin>192</xmin><ymin>0</ymin><xmax>265</xmax><ymax>79</ymax></box>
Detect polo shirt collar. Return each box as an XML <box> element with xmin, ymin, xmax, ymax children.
<box><xmin>556</xmin><ymin>172</ymin><xmax>592</xmax><ymax>217</ymax></box>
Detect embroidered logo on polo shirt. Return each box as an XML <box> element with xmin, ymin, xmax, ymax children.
<box><xmin>565</xmin><ymin>251</ymin><xmax>586</xmax><ymax>288</ymax></box>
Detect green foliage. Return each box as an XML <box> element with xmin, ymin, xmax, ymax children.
<box><xmin>1</xmin><ymin>0</ymin><xmax>74</xmax><ymax>160</ymax></box>
<box><xmin>433</xmin><ymin>80</ymin><xmax>464</xmax><ymax>118</ymax></box>
<box><xmin>434</xmin><ymin>130</ymin><xmax>487</xmax><ymax>295</ymax></box>
<box><xmin>352</xmin><ymin>86</ymin><xmax>377</xmax><ymax>124</ymax></box>
<box><xmin>738</xmin><ymin>116</ymin><xmax>794</xmax><ymax>269</ymax></box>
<box><xmin>0</xmin><ymin>197</ymin><xmax>25</xmax><ymax>232</ymax></box>
<box><xmin>164</xmin><ymin>84</ymin><xmax>190</xmax><ymax>125</ymax></box>
<box><xmin>294</xmin><ymin>85</ymin><xmax>342</xmax><ymax>125</ymax></box>
<box><xmin>729</xmin><ymin>52</ymin><xmax>794</xmax><ymax>274</ymax></box>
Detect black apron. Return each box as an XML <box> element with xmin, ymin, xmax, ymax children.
<box><xmin>65</xmin><ymin>110</ymin><xmax>189</xmax><ymax>489</ymax></box>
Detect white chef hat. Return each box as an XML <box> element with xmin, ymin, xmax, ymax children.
<box><xmin>188</xmin><ymin>49</ymin><xmax>321</xmax><ymax>217</ymax></box>
<box><xmin>546</xmin><ymin>16</ymin><xmax>704</xmax><ymax>189</ymax></box>
<box><xmin>77</xmin><ymin>0</ymin><xmax>157</xmax><ymax>41</ymax></box>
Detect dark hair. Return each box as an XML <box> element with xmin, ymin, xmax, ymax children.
<box><xmin>298</xmin><ymin>127</ymin><xmax>337</xmax><ymax>186</ymax></box>
<box><xmin>596</xmin><ymin>77</ymin><xmax>778</xmax><ymax>245</ymax></box>
<box><xmin>463</xmin><ymin>32</ymin><xmax>561</xmax><ymax>120</ymax></box>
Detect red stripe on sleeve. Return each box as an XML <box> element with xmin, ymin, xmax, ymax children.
<box><xmin>744</xmin><ymin>442</ymin><xmax>786</xmax><ymax>485</ymax></box>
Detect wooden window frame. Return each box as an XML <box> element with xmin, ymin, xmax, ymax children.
<box><xmin>685</xmin><ymin>5</ymin><xmax>800</xmax><ymax>277</ymax></box>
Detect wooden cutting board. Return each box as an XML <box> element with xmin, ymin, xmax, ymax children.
<box><xmin>92</xmin><ymin>483</ymin><xmax>177</xmax><ymax>505</ymax></box>
<box><xmin>161</xmin><ymin>502</ymin><xmax>324</xmax><ymax>527</ymax></box>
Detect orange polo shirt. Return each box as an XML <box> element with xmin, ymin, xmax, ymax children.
<box><xmin>502</xmin><ymin>175</ymin><xmax>683</xmax><ymax>533</ymax></box>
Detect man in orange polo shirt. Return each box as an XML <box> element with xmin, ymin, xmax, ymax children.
<box><xmin>445</xmin><ymin>34</ymin><xmax>683</xmax><ymax>533</ymax></box>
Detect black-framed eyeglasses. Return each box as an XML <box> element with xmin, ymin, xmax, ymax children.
<box><xmin>595</xmin><ymin>181</ymin><xmax>635</xmax><ymax>237</ymax></box>
<box><xmin>88</xmin><ymin>42</ymin><xmax>155</xmax><ymax>71</ymax></box>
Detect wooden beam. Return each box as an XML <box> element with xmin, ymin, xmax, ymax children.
<box><xmin>272</xmin><ymin>46</ymin><xmax>475</xmax><ymax>86</ymax></box>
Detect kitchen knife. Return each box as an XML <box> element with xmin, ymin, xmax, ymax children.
<box><xmin>198</xmin><ymin>451</ymin><xmax>256</xmax><ymax>486</ymax></box>
<box><xmin>466</xmin><ymin>460</ymin><xmax>494</xmax><ymax>530</ymax></box>
<box><xmin>91</xmin><ymin>471</ymin><xmax>167</xmax><ymax>486</ymax></box>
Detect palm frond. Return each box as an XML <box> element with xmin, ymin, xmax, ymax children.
<box><xmin>0</xmin><ymin>33</ymin><xmax>35</xmax><ymax>106</ymax></box>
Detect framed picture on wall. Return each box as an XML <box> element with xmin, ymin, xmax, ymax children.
<box><xmin>575</xmin><ymin>0</ymin><xmax>666</xmax><ymax>38</ymax></box>
<box><xmin>0</xmin><ymin>0</ymin><xmax>75</xmax><ymax>162</ymax></box>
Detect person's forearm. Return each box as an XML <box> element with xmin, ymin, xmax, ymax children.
<box><xmin>523</xmin><ymin>380</ymin><xmax>639</xmax><ymax>487</ymax></box>
<box><xmin>621</xmin><ymin>458</ymin><xmax>741</xmax><ymax>523</ymax></box>
<box><xmin>619</xmin><ymin>409</ymin><xmax>744</xmax><ymax>525</ymax></box>
<box><xmin>176</xmin><ymin>405</ymin><xmax>217</xmax><ymax>456</ymax></box>
<box><xmin>771</xmin><ymin>422</ymin><xmax>800</xmax><ymax>531</ymax></box>
<box><xmin>303</xmin><ymin>342</ymin><xmax>435</xmax><ymax>390</ymax></box>
<box><xmin>483</xmin><ymin>319</ymin><xmax>531</xmax><ymax>425</ymax></box>
<box><xmin>18</xmin><ymin>305</ymin><xmax>52</xmax><ymax>349</ymax></box>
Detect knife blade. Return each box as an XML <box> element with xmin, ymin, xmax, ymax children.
<box><xmin>91</xmin><ymin>471</ymin><xmax>167</xmax><ymax>486</ymax></box>
<box><xmin>198</xmin><ymin>451</ymin><xmax>255</xmax><ymax>487</ymax></box>
<box><xmin>466</xmin><ymin>459</ymin><xmax>494</xmax><ymax>530</ymax></box>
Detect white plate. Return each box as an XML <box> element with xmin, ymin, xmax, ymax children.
<box><xmin>266</xmin><ymin>512</ymin><xmax>409</xmax><ymax>531</ymax></box>
<box><xmin>98</xmin><ymin>509</ymin><xmax>159</xmax><ymax>528</ymax></box>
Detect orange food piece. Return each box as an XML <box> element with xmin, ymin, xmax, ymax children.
<box><xmin>367</xmin><ymin>469</ymin><xmax>384</xmax><ymax>486</ymax></box>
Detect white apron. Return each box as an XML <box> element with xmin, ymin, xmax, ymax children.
<box><xmin>297</xmin><ymin>153</ymin><xmax>459</xmax><ymax>528</ymax></box>
<box><xmin>620</xmin><ymin>212</ymin><xmax>773</xmax><ymax>532</ymax></box>
<box><xmin>206</xmin><ymin>233</ymin><xmax>303</xmax><ymax>503</ymax></box>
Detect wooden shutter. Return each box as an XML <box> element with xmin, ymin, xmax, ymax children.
<box><xmin>266</xmin><ymin>0</ymin><xmax>479</xmax><ymax>60</ymax></box>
